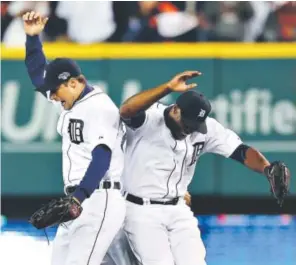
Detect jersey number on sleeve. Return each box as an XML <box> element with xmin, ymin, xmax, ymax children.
<box><xmin>68</xmin><ymin>119</ymin><xmax>84</xmax><ymax>144</ymax></box>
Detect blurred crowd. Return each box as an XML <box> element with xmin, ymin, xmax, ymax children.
<box><xmin>1</xmin><ymin>1</ymin><xmax>296</xmax><ymax>46</ymax></box>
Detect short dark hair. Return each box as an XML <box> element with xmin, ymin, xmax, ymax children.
<box><xmin>76</xmin><ymin>74</ymin><xmax>87</xmax><ymax>84</ymax></box>
<box><xmin>65</xmin><ymin>74</ymin><xmax>86</xmax><ymax>85</ymax></box>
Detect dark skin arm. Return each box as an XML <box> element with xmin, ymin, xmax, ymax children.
<box><xmin>119</xmin><ymin>71</ymin><xmax>201</xmax><ymax>118</ymax></box>
<box><xmin>241</xmin><ymin>146</ymin><xmax>290</xmax><ymax>206</ymax></box>
<box><xmin>243</xmin><ymin>147</ymin><xmax>270</xmax><ymax>174</ymax></box>
<box><xmin>120</xmin><ymin>83</ymin><xmax>171</xmax><ymax>118</ymax></box>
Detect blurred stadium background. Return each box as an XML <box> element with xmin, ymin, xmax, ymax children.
<box><xmin>1</xmin><ymin>1</ymin><xmax>296</xmax><ymax>265</ymax></box>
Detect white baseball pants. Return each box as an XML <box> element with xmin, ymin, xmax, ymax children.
<box><xmin>51</xmin><ymin>189</ymin><xmax>126</xmax><ymax>265</ymax></box>
<box><xmin>124</xmin><ymin>198</ymin><xmax>206</xmax><ymax>265</ymax></box>
<box><xmin>102</xmin><ymin>228</ymin><xmax>138</xmax><ymax>265</ymax></box>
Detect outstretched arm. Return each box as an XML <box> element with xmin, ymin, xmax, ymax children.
<box><xmin>230</xmin><ymin>144</ymin><xmax>290</xmax><ymax>206</ymax></box>
<box><xmin>23</xmin><ymin>11</ymin><xmax>49</xmax><ymax>96</ymax></box>
<box><xmin>204</xmin><ymin>118</ymin><xmax>290</xmax><ymax>206</ymax></box>
<box><xmin>230</xmin><ymin>144</ymin><xmax>270</xmax><ymax>174</ymax></box>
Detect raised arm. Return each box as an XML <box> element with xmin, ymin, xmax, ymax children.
<box><xmin>23</xmin><ymin>11</ymin><xmax>49</xmax><ymax>96</ymax></box>
<box><xmin>119</xmin><ymin>71</ymin><xmax>201</xmax><ymax>119</ymax></box>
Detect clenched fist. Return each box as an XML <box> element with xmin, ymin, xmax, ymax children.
<box><xmin>23</xmin><ymin>11</ymin><xmax>48</xmax><ymax>36</ymax></box>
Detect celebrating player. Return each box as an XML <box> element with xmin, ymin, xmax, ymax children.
<box><xmin>119</xmin><ymin>71</ymin><xmax>290</xmax><ymax>265</ymax></box>
<box><xmin>23</xmin><ymin>11</ymin><xmax>126</xmax><ymax>265</ymax></box>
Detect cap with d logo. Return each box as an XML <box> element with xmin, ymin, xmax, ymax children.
<box><xmin>176</xmin><ymin>90</ymin><xmax>211</xmax><ymax>134</ymax></box>
<box><xmin>42</xmin><ymin>58</ymin><xmax>81</xmax><ymax>93</ymax></box>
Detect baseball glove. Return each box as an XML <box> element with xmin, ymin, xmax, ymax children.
<box><xmin>264</xmin><ymin>161</ymin><xmax>290</xmax><ymax>206</ymax></box>
<box><xmin>29</xmin><ymin>195</ymin><xmax>82</xmax><ymax>229</ymax></box>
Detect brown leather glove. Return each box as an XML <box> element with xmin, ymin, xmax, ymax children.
<box><xmin>29</xmin><ymin>195</ymin><xmax>82</xmax><ymax>229</ymax></box>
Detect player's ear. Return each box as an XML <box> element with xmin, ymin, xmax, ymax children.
<box><xmin>170</xmin><ymin>105</ymin><xmax>181</xmax><ymax>121</ymax></box>
<box><xmin>172</xmin><ymin>104</ymin><xmax>178</xmax><ymax>114</ymax></box>
<box><xmin>173</xmin><ymin>105</ymin><xmax>181</xmax><ymax>117</ymax></box>
<box><xmin>68</xmin><ymin>78</ymin><xmax>77</xmax><ymax>89</ymax></box>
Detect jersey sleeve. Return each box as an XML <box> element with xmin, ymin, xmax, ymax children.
<box><xmin>25</xmin><ymin>35</ymin><xmax>62</xmax><ymax>115</ymax></box>
<box><xmin>86</xmin><ymin>94</ymin><xmax>120</xmax><ymax>151</ymax></box>
<box><xmin>25</xmin><ymin>36</ymin><xmax>63</xmax><ymax>113</ymax></box>
<box><xmin>124</xmin><ymin>102</ymin><xmax>165</xmax><ymax>132</ymax></box>
<box><xmin>203</xmin><ymin>118</ymin><xmax>243</xmax><ymax>158</ymax></box>
<box><xmin>25</xmin><ymin>35</ymin><xmax>47</xmax><ymax>97</ymax></box>
<box><xmin>121</xmin><ymin>111</ymin><xmax>146</xmax><ymax>129</ymax></box>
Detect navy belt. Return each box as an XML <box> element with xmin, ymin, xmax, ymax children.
<box><xmin>65</xmin><ymin>181</ymin><xmax>121</xmax><ymax>195</ymax></box>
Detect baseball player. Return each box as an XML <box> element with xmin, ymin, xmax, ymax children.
<box><xmin>23</xmin><ymin>12</ymin><xmax>127</xmax><ymax>265</ymax></box>
<box><xmin>119</xmin><ymin>71</ymin><xmax>290</xmax><ymax>265</ymax></box>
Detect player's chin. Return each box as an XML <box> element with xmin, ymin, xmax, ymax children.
<box><xmin>62</xmin><ymin>102</ymin><xmax>72</xmax><ymax>110</ymax></box>
<box><xmin>173</xmin><ymin>131</ymin><xmax>187</xmax><ymax>140</ymax></box>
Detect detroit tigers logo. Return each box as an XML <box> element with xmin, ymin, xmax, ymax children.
<box><xmin>198</xmin><ymin>109</ymin><xmax>206</xmax><ymax>118</ymax></box>
<box><xmin>189</xmin><ymin>142</ymin><xmax>205</xmax><ymax>166</ymax></box>
<box><xmin>68</xmin><ymin>119</ymin><xmax>84</xmax><ymax>144</ymax></box>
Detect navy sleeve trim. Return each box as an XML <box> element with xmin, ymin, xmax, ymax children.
<box><xmin>25</xmin><ymin>35</ymin><xmax>43</xmax><ymax>50</ymax></box>
<box><xmin>73</xmin><ymin>144</ymin><xmax>111</xmax><ymax>202</ymax></box>
<box><xmin>121</xmin><ymin>111</ymin><xmax>146</xmax><ymax>129</ymax></box>
<box><xmin>25</xmin><ymin>35</ymin><xmax>47</xmax><ymax>95</ymax></box>
<box><xmin>229</xmin><ymin>144</ymin><xmax>250</xmax><ymax>164</ymax></box>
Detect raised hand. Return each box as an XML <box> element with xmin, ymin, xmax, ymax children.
<box><xmin>23</xmin><ymin>11</ymin><xmax>48</xmax><ymax>36</ymax></box>
<box><xmin>167</xmin><ymin>71</ymin><xmax>202</xmax><ymax>92</ymax></box>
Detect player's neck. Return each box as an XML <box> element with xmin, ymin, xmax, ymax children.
<box><xmin>75</xmin><ymin>84</ymin><xmax>94</xmax><ymax>102</ymax></box>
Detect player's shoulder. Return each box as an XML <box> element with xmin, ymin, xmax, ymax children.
<box><xmin>148</xmin><ymin>101</ymin><xmax>168</xmax><ymax>114</ymax></box>
<box><xmin>205</xmin><ymin>116</ymin><xmax>238</xmax><ymax>138</ymax></box>
<box><xmin>78</xmin><ymin>86</ymin><xmax>105</xmax><ymax>103</ymax></box>
<box><xmin>146</xmin><ymin>102</ymin><xmax>168</xmax><ymax>122</ymax></box>
<box><xmin>189</xmin><ymin>117</ymin><xmax>219</xmax><ymax>141</ymax></box>
<box><xmin>155</xmin><ymin>101</ymin><xmax>168</xmax><ymax>111</ymax></box>
<box><xmin>126</xmin><ymin>102</ymin><xmax>167</xmax><ymax>133</ymax></box>
<box><xmin>76</xmin><ymin>87</ymin><xmax>117</xmax><ymax>111</ymax></box>
<box><xmin>205</xmin><ymin>116</ymin><xmax>223</xmax><ymax>129</ymax></box>
<box><xmin>203</xmin><ymin>117</ymin><xmax>223</xmax><ymax>137</ymax></box>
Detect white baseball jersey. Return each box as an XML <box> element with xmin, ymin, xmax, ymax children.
<box><xmin>122</xmin><ymin>103</ymin><xmax>242</xmax><ymax>199</ymax></box>
<box><xmin>48</xmin><ymin>87</ymin><xmax>124</xmax><ymax>187</ymax></box>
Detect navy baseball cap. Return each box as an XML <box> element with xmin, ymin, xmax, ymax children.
<box><xmin>176</xmin><ymin>90</ymin><xmax>211</xmax><ymax>134</ymax></box>
<box><xmin>42</xmin><ymin>58</ymin><xmax>82</xmax><ymax>93</ymax></box>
